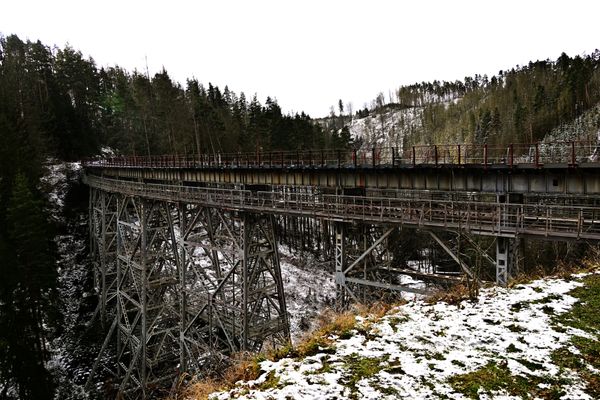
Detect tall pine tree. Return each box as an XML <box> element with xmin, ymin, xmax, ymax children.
<box><xmin>0</xmin><ymin>173</ymin><xmax>57</xmax><ymax>399</ymax></box>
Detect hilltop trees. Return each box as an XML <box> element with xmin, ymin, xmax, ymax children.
<box><xmin>0</xmin><ymin>33</ymin><xmax>339</xmax><ymax>162</ymax></box>
<box><xmin>393</xmin><ymin>51</ymin><xmax>600</xmax><ymax>146</ymax></box>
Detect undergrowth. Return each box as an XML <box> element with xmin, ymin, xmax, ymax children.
<box><xmin>449</xmin><ymin>360</ymin><xmax>569</xmax><ymax>399</ymax></box>
<box><xmin>451</xmin><ymin>265</ymin><xmax>600</xmax><ymax>399</ymax></box>
<box><xmin>174</xmin><ymin>302</ymin><xmax>399</xmax><ymax>399</ymax></box>
<box><xmin>551</xmin><ymin>272</ymin><xmax>600</xmax><ymax>397</ymax></box>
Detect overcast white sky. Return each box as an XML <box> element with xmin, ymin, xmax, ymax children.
<box><xmin>2</xmin><ymin>0</ymin><xmax>599</xmax><ymax>117</ymax></box>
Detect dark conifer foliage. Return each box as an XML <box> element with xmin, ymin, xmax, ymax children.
<box><xmin>0</xmin><ymin>174</ymin><xmax>56</xmax><ymax>400</ymax></box>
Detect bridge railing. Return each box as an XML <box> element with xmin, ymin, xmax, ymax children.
<box><xmin>83</xmin><ymin>140</ymin><xmax>599</xmax><ymax>169</ymax></box>
<box><xmin>85</xmin><ymin>175</ymin><xmax>600</xmax><ymax>241</ymax></box>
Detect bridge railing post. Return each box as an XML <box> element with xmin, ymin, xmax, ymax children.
<box><xmin>483</xmin><ymin>144</ymin><xmax>488</xmax><ymax>166</ymax></box>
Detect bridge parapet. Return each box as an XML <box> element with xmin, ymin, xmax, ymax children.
<box><xmin>84</xmin><ymin>142</ymin><xmax>600</xmax><ymax>195</ymax></box>
<box><xmin>86</xmin><ymin>141</ymin><xmax>599</xmax><ymax>169</ymax></box>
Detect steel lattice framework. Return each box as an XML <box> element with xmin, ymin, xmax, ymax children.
<box><xmin>86</xmin><ymin>189</ymin><xmax>289</xmax><ymax>399</ymax></box>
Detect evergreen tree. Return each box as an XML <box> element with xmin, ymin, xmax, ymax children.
<box><xmin>0</xmin><ymin>173</ymin><xmax>57</xmax><ymax>399</ymax></box>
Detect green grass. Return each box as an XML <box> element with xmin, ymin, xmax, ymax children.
<box><xmin>506</xmin><ymin>323</ymin><xmax>525</xmax><ymax>333</ymax></box>
<box><xmin>314</xmin><ymin>356</ymin><xmax>333</xmax><ymax>374</ymax></box>
<box><xmin>550</xmin><ymin>273</ymin><xmax>600</xmax><ymax>398</ymax></box>
<box><xmin>449</xmin><ymin>273</ymin><xmax>600</xmax><ymax>399</ymax></box>
<box><xmin>516</xmin><ymin>358</ymin><xmax>544</xmax><ymax>372</ymax></box>
<box><xmin>339</xmin><ymin>354</ymin><xmax>386</xmax><ymax>399</ymax></box>
<box><xmin>371</xmin><ymin>382</ymin><xmax>400</xmax><ymax>396</ymax></box>
<box><xmin>257</xmin><ymin>370</ymin><xmax>281</xmax><ymax>390</ymax></box>
<box><xmin>554</xmin><ymin>274</ymin><xmax>600</xmax><ymax>333</ymax></box>
<box><xmin>506</xmin><ymin>343</ymin><xmax>521</xmax><ymax>353</ymax></box>
<box><xmin>449</xmin><ymin>361</ymin><xmax>567</xmax><ymax>399</ymax></box>
<box><xmin>449</xmin><ymin>361</ymin><xmax>516</xmax><ymax>397</ymax></box>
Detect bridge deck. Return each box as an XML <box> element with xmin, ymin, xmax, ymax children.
<box><xmin>84</xmin><ymin>142</ymin><xmax>600</xmax><ymax>194</ymax></box>
<box><xmin>84</xmin><ymin>174</ymin><xmax>600</xmax><ymax>241</ymax></box>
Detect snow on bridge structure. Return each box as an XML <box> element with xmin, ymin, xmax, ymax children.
<box><xmin>83</xmin><ymin>141</ymin><xmax>600</xmax><ymax>399</ymax></box>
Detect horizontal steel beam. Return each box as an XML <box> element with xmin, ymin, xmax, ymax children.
<box><xmin>84</xmin><ymin>175</ymin><xmax>600</xmax><ymax>242</ymax></box>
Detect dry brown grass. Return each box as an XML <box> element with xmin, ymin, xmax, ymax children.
<box><xmin>175</xmin><ymin>377</ymin><xmax>221</xmax><ymax>400</ymax></box>
<box><xmin>427</xmin><ymin>248</ymin><xmax>600</xmax><ymax>307</ymax></box>
<box><xmin>222</xmin><ymin>352</ymin><xmax>262</xmax><ymax>384</ymax></box>
<box><xmin>510</xmin><ymin>253</ymin><xmax>600</xmax><ymax>287</ymax></box>
<box><xmin>172</xmin><ymin>300</ymin><xmax>408</xmax><ymax>399</ymax></box>
<box><xmin>426</xmin><ymin>281</ymin><xmax>474</xmax><ymax>305</ymax></box>
<box><xmin>172</xmin><ymin>352</ymin><xmax>263</xmax><ymax>400</ymax></box>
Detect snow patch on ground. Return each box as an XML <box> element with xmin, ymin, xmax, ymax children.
<box><xmin>278</xmin><ymin>247</ymin><xmax>336</xmax><ymax>343</ymax></box>
<box><xmin>42</xmin><ymin>159</ymin><xmax>94</xmax><ymax>399</ymax></box>
<box><xmin>41</xmin><ymin>160</ymin><xmax>81</xmax><ymax>214</ymax></box>
<box><xmin>212</xmin><ymin>275</ymin><xmax>596</xmax><ymax>399</ymax></box>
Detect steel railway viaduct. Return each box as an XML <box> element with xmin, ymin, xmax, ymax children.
<box><xmin>83</xmin><ymin>142</ymin><xmax>600</xmax><ymax>398</ymax></box>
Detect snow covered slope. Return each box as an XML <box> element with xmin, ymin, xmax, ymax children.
<box><xmin>543</xmin><ymin>103</ymin><xmax>600</xmax><ymax>143</ymax></box>
<box><xmin>278</xmin><ymin>247</ymin><xmax>336</xmax><ymax>343</ymax></box>
<box><xmin>211</xmin><ymin>272</ymin><xmax>599</xmax><ymax>399</ymax></box>
<box><xmin>41</xmin><ymin>160</ymin><xmax>98</xmax><ymax>400</ymax></box>
<box><xmin>347</xmin><ymin>106</ymin><xmax>423</xmax><ymax>150</ymax></box>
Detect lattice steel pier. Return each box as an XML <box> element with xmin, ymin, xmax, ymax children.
<box><xmin>86</xmin><ymin>190</ymin><xmax>289</xmax><ymax>399</ymax></box>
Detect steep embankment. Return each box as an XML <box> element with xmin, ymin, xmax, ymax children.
<box><xmin>543</xmin><ymin>103</ymin><xmax>600</xmax><ymax>143</ymax></box>
<box><xmin>346</xmin><ymin>106</ymin><xmax>423</xmax><ymax>150</ymax></box>
<box><xmin>41</xmin><ymin>161</ymin><xmax>99</xmax><ymax>400</ymax></box>
<box><xmin>205</xmin><ymin>269</ymin><xmax>600</xmax><ymax>399</ymax></box>
<box><xmin>330</xmin><ymin>98</ymin><xmax>599</xmax><ymax>153</ymax></box>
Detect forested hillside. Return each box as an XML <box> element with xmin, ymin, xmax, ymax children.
<box><xmin>412</xmin><ymin>52</ymin><xmax>600</xmax><ymax>145</ymax></box>
<box><xmin>322</xmin><ymin>51</ymin><xmax>600</xmax><ymax>149</ymax></box>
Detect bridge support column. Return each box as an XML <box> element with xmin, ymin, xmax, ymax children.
<box><xmin>88</xmin><ymin>199</ymin><xmax>291</xmax><ymax>398</ymax></box>
<box><xmin>334</xmin><ymin>222</ymin><xmax>351</xmax><ymax>308</ymax></box>
<box><xmin>496</xmin><ymin>237</ymin><xmax>512</xmax><ymax>287</ymax></box>
<box><xmin>115</xmin><ymin>196</ymin><xmax>181</xmax><ymax>398</ymax></box>
<box><xmin>87</xmin><ymin>196</ymin><xmax>182</xmax><ymax>399</ymax></box>
<box><xmin>89</xmin><ymin>188</ymin><xmax>118</xmax><ymax>328</ymax></box>
<box><xmin>335</xmin><ymin>224</ymin><xmax>428</xmax><ymax>308</ymax></box>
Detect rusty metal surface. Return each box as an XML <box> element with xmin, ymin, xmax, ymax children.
<box><xmin>84</xmin><ymin>141</ymin><xmax>600</xmax><ymax>169</ymax></box>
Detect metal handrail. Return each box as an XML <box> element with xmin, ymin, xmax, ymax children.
<box><xmin>85</xmin><ymin>175</ymin><xmax>600</xmax><ymax>241</ymax></box>
<box><xmin>83</xmin><ymin>140</ymin><xmax>599</xmax><ymax>169</ymax></box>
